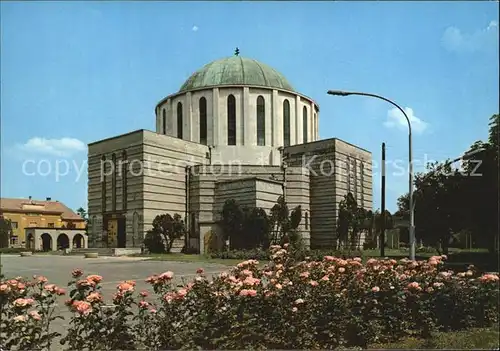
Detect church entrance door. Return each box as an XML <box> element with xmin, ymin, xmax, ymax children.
<box><xmin>117</xmin><ymin>217</ymin><xmax>126</xmax><ymax>248</ymax></box>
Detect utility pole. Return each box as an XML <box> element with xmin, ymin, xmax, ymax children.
<box><xmin>381</xmin><ymin>142</ymin><xmax>386</xmax><ymax>257</ymax></box>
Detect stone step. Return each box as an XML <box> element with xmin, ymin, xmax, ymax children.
<box><xmin>69</xmin><ymin>248</ymin><xmax>115</xmax><ymax>256</ymax></box>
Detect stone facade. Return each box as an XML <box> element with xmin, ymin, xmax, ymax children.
<box><xmin>156</xmin><ymin>86</ymin><xmax>319</xmax><ymax>166</ymax></box>
<box><xmin>87</xmin><ymin>55</ymin><xmax>372</xmax><ymax>252</ymax></box>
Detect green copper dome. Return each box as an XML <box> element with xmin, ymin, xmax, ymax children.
<box><xmin>179</xmin><ymin>56</ymin><xmax>294</xmax><ymax>92</ymax></box>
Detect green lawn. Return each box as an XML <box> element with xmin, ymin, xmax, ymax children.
<box><xmin>369</xmin><ymin>328</ymin><xmax>499</xmax><ymax>349</ymax></box>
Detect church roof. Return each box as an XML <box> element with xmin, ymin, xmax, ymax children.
<box><xmin>179</xmin><ymin>55</ymin><xmax>295</xmax><ymax>92</ymax></box>
<box><xmin>0</xmin><ymin>197</ymin><xmax>84</xmax><ymax>221</ymax></box>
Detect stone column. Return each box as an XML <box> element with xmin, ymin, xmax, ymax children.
<box><xmin>272</xmin><ymin>90</ymin><xmax>280</xmax><ymax>147</ymax></box>
<box><xmin>172</xmin><ymin>99</ymin><xmax>178</xmax><ymax>138</ymax></box>
<box><xmin>310</xmin><ymin>101</ymin><xmax>314</xmax><ymax>142</ymax></box>
<box><xmin>212</xmin><ymin>88</ymin><xmax>220</xmax><ymax>145</ymax></box>
<box><xmin>295</xmin><ymin>95</ymin><xmax>301</xmax><ymax>144</ymax></box>
<box><xmin>243</xmin><ymin>87</ymin><xmax>254</xmax><ymax>145</ymax></box>
<box><xmin>155</xmin><ymin>107</ymin><xmax>160</xmax><ymax>133</ymax></box>
<box><xmin>186</xmin><ymin>92</ymin><xmax>192</xmax><ymax>141</ymax></box>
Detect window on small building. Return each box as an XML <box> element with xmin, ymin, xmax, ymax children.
<box><xmin>162</xmin><ymin>109</ymin><xmax>167</xmax><ymax>135</ymax></box>
<box><xmin>199</xmin><ymin>97</ymin><xmax>208</xmax><ymax>145</ymax></box>
<box><xmin>177</xmin><ymin>102</ymin><xmax>183</xmax><ymax>139</ymax></box>
<box><xmin>11</xmin><ymin>221</ymin><xmax>18</xmax><ymax>229</ymax></box>
<box><xmin>305</xmin><ymin>212</ymin><xmax>309</xmax><ymax>230</ymax></box>
<box><xmin>256</xmin><ymin>96</ymin><xmax>265</xmax><ymax>146</ymax></box>
<box><xmin>303</xmin><ymin>106</ymin><xmax>308</xmax><ymax>143</ymax></box>
<box><xmin>283</xmin><ymin>99</ymin><xmax>290</xmax><ymax>146</ymax></box>
<box><xmin>227</xmin><ymin>94</ymin><xmax>236</xmax><ymax>145</ymax></box>
<box><xmin>48</xmin><ymin>223</ymin><xmax>55</xmax><ymax>228</ymax></box>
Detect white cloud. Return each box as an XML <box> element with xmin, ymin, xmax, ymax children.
<box><xmin>442</xmin><ymin>20</ymin><xmax>499</xmax><ymax>53</ymax></box>
<box><xmin>384</xmin><ymin>107</ymin><xmax>428</xmax><ymax>134</ymax></box>
<box><xmin>192</xmin><ymin>25</ymin><xmax>199</xmax><ymax>32</ymax></box>
<box><xmin>17</xmin><ymin>137</ymin><xmax>86</xmax><ymax>157</ymax></box>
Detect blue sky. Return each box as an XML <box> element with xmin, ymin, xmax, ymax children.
<box><xmin>1</xmin><ymin>1</ymin><xmax>498</xmax><ymax>213</ymax></box>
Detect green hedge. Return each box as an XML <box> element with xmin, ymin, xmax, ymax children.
<box><xmin>0</xmin><ymin>248</ymin><xmax>31</xmax><ymax>254</ymax></box>
<box><xmin>207</xmin><ymin>248</ymin><xmax>364</xmax><ymax>261</ymax></box>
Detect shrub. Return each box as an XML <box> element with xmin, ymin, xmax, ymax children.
<box><xmin>208</xmin><ymin>248</ymin><xmax>270</xmax><ymax>261</ymax></box>
<box><xmin>143</xmin><ymin>231</ymin><xmax>165</xmax><ymax>254</ymax></box>
<box><xmin>1</xmin><ymin>246</ymin><xmax>498</xmax><ymax>350</ymax></box>
<box><xmin>363</xmin><ymin>239</ymin><xmax>377</xmax><ymax>250</ymax></box>
<box><xmin>416</xmin><ymin>246</ymin><xmax>437</xmax><ymax>254</ymax></box>
<box><xmin>144</xmin><ymin>213</ymin><xmax>186</xmax><ymax>254</ymax></box>
<box><xmin>208</xmin><ymin>248</ymin><xmax>364</xmax><ymax>262</ymax></box>
<box><xmin>0</xmin><ymin>247</ymin><xmax>32</xmax><ymax>254</ymax></box>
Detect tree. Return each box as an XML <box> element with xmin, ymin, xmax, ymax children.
<box><xmin>76</xmin><ymin>207</ymin><xmax>87</xmax><ymax>220</ymax></box>
<box><xmin>0</xmin><ymin>217</ymin><xmax>12</xmax><ymax>248</ymax></box>
<box><xmin>336</xmin><ymin>192</ymin><xmax>368</xmax><ymax>249</ymax></box>
<box><xmin>144</xmin><ymin>213</ymin><xmax>186</xmax><ymax>254</ymax></box>
<box><xmin>76</xmin><ymin>207</ymin><xmax>89</xmax><ymax>235</ymax></box>
<box><xmin>241</xmin><ymin>207</ymin><xmax>271</xmax><ymax>249</ymax></box>
<box><xmin>461</xmin><ymin>114</ymin><xmax>499</xmax><ymax>252</ymax></box>
<box><xmin>394</xmin><ymin>113</ymin><xmax>499</xmax><ymax>254</ymax></box>
<box><xmin>269</xmin><ymin>196</ymin><xmax>302</xmax><ymax>247</ymax></box>
<box><xmin>220</xmin><ymin>198</ymin><xmax>293</xmax><ymax>251</ymax></box>
<box><xmin>220</xmin><ymin>200</ymin><xmax>245</xmax><ymax>249</ymax></box>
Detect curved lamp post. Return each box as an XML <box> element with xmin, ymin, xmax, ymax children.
<box><xmin>327</xmin><ymin>90</ymin><xmax>416</xmax><ymax>260</ymax></box>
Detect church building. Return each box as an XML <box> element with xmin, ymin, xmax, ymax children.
<box><xmin>87</xmin><ymin>51</ymin><xmax>373</xmax><ymax>252</ymax></box>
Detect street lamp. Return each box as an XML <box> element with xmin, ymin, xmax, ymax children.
<box><xmin>327</xmin><ymin>90</ymin><xmax>416</xmax><ymax>259</ymax></box>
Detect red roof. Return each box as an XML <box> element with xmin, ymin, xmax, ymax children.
<box><xmin>0</xmin><ymin>198</ymin><xmax>84</xmax><ymax>221</ymax></box>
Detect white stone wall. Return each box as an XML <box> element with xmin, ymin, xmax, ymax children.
<box><xmin>155</xmin><ymin>86</ymin><xmax>320</xmax><ymax>165</ymax></box>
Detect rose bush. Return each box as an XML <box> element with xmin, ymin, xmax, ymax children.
<box><xmin>1</xmin><ymin>244</ymin><xmax>498</xmax><ymax>350</ymax></box>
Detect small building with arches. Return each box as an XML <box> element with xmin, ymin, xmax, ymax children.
<box><xmin>25</xmin><ymin>227</ymin><xmax>87</xmax><ymax>252</ymax></box>
<box><xmin>87</xmin><ymin>50</ymin><xmax>373</xmax><ymax>252</ymax></box>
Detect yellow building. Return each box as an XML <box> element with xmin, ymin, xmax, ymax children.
<box><xmin>0</xmin><ymin>197</ymin><xmax>85</xmax><ymax>247</ymax></box>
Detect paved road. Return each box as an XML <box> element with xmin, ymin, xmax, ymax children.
<box><xmin>1</xmin><ymin>254</ymin><xmax>230</xmax><ymax>350</ymax></box>
<box><xmin>1</xmin><ymin>254</ymin><xmax>229</xmax><ymax>292</ymax></box>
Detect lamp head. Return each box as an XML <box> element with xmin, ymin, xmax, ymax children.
<box><xmin>327</xmin><ymin>90</ymin><xmax>351</xmax><ymax>96</ymax></box>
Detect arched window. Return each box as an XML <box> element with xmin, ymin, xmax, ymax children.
<box><xmin>111</xmin><ymin>153</ymin><xmax>117</xmax><ymax>211</ymax></box>
<box><xmin>122</xmin><ymin>150</ymin><xmax>127</xmax><ymax>211</ymax></box>
<box><xmin>190</xmin><ymin>212</ymin><xmax>196</xmax><ymax>238</ymax></box>
<box><xmin>303</xmin><ymin>106</ymin><xmax>308</xmax><ymax>143</ymax></box>
<box><xmin>256</xmin><ymin>96</ymin><xmax>265</xmax><ymax>146</ymax></box>
<box><xmin>283</xmin><ymin>100</ymin><xmax>290</xmax><ymax>146</ymax></box>
<box><xmin>162</xmin><ymin>109</ymin><xmax>167</xmax><ymax>135</ymax></box>
<box><xmin>360</xmin><ymin>162</ymin><xmax>365</xmax><ymax>208</ymax></box>
<box><xmin>101</xmin><ymin>155</ymin><xmax>106</xmax><ymax>212</ymax></box>
<box><xmin>132</xmin><ymin>211</ymin><xmax>139</xmax><ymax>247</ymax></box>
<box><xmin>199</xmin><ymin>97</ymin><xmax>207</xmax><ymax>145</ymax></box>
<box><xmin>227</xmin><ymin>94</ymin><xmax>236</xmax><ymax>145</ymax></box>
<box><xmin>177</xmin><ymin>102</ymin><xmax>183</xmax><ymax>139</ymax></box>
